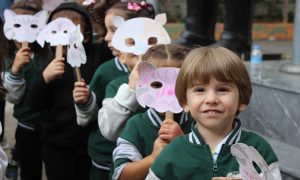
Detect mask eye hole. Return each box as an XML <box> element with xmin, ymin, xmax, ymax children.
<box><xmin>51</xmin><ymin>30</ymin><xmax>57</xmax><ymax>34</ymax></box>
<box><xmin>73</xmin><ymin>44</ymin><xmax>78</xmax><ymax>49</ymax></box>
<box><xmin>14</xmin><ymin>24</ymin><xmax>21</xmax><ymax>28</ymax></box>
<box><xmin>63</xmin><ymin>30</ymin><xmax>68</xmax><ymax>34</ymax></box>
<box><xmin>150</xmin><ymin>81</ymin><xmax>163</xmax><ymax>89</ymax></box>
<box><xmin>31</xmin><ymin>24</ymin><xmax>38</xmax><ymax>28</ymax></box>
<box><xmin>125</xmin><ymin>38</ymin><xmax>135</xmax><ymax>46</ymax></box>
<box><xmin>148</xmin><ymin>37</ymin><xmax>157</xmax><ymax>45</ymax></box>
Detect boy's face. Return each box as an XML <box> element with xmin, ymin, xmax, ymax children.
<box><xmin>104</xmin><ymin>12</ymin><xmax>120</xmax><ymax>57</ymax></box>
<box><xmin>183</xmin><ymin>77</ymin><xmax>246</xmax><ymax>134</ymax></box>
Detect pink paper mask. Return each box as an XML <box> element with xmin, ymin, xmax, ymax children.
<box><xmin>136</xmin><ymin>62</ymin><xmax>182</xmax><ymax>113</ymax></box>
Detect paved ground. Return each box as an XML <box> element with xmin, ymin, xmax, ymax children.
<box><xmin>1</xmin><ymin>40</ymin><xmax>294</xmax><ymax>180</ymax></box>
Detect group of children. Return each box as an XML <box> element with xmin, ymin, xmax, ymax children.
<box><xmin>0</xmin><ymin>1</ymin><xmax>282</xmax><ymax>180</ymax></box>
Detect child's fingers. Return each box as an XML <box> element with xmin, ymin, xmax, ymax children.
<box><xmin>74</xmin><ymin>81</ymin><xmax>87</xmax><ymax>88</ymax></box>
<box><xmin>159</xmin><ymin>134</ymin><xmax>172</xmax><ymax>142</ymax></box>
<box><xmin>74</xmin><ymin>92</ymin><xmax>89</xmax><ymax>99</ymax></box>
<box><xmin>161</xmin><ymin>119</ymin><xmax>175</xmax><ymax>125</ymax></box>
<box><xmin>132</xmin><ymin>59</ymin><xmax>142</xmax><ymax>71</ymax></box>
<box><xmin>74</xmin><ymin>96</ymin><xmax>88</xmax><ymax>103</ymax></box>
<box><xmin>20</xmin><ymin>47</ymin><xmax>31</xmax><ymax>52</ymax></box>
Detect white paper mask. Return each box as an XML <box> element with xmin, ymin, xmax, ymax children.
<box><xmin>136</xmin><ymin>62</ymin><xmax>182</xmax><ymax>113</ymax></box>
<box><xmin>67</xmin><ymin>25</ymin><xmax>86</xmax><ymax>67</ymax></box>
<box><xmin>37</xmin><ymin>17</ymin><xmax>76</xmax><ymax>47</ymax></box>
<box><xmin>3</xmin><ymin>9</ymin><xmax>48</xmax><ymax>43</ymax></box>
<box><xmin>111</xmin><ymin>13</ymin><xmax>171</xmax><ymax>55</ymax></box>
<box><xmin>231</xmin><ymin>143</ymin><xmax>275</xmax><ymax>180</ymax></box>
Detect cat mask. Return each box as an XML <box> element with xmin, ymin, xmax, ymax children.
<box><xmin>111</xmin><ymin>13</ymin><xmax>171</xmax><ymax>56</ymax></box>
<box><xmin>37</xmin><ymin>17</ymin><xmax>77</xmax><ymax>47</ymax></box>
<box><xmin>3</xmin><ymin>9</ymin><xmax>48</xmax><ymax>43</ymax></box>
<box><xmin>136</xmin><ymin>62</ymin><xmax>182</xmax><ymax>113</ymax></box>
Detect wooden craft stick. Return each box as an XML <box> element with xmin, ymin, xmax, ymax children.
<box><xmin>75</xmin><ymin>67</ymin><xmax>82</xmax><ymax>81</ymax></box>
<box><xmin>165</xmin><ymin>111</ymin><xmax>174</xmax><ymax>120</ymax></box>
<box><xmin>55</xmin><ymin>45</ymin><xmax>63</xmax><ymax>59</ymax></box>
<box><xmin>22</xmin><ymin>41</ymin><xmax>28</xmax><ymax>48</ymax></box>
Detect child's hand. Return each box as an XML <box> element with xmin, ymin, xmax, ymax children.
<box><xmin>43</xmin><ymin>57</ymin><xmax>65</xmax><ymax>83</ymax></box>
<box><xmin>150</xmin><ymin>137</ymin><xmax>168</xmax><ymax>161</ymax></box>
<box><xmin>128</xmin><ymin>60</ymin><xmax>140</xmax><ymax>89</ymax></box>
<box><xmin>158</xmin><ymin>119</ymin><xmax>184</xmax><ymax>142</ymax></box>
<box><xmin>12</xmin><ymin>47</ymin><xmax>32</xmax><ymax>75</ymax></box>
<box><xmin>73</xmin><ymin>79</ymin><xmax>90</xmax><ymax>105</ymax></box>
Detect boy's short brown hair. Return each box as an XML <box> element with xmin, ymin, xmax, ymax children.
<box><xmin>175</xmin><ymin>46</ymin><xmax>252</xmax><ymax>107</ymax></box>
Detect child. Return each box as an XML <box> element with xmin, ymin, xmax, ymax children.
<box><xmin>0</xmin><ymin>18</ymin><xmax>8</xmax><ymax>180</ymax></box>
<box><xmin>2</xmin><ymin>2</ymin><xmax>52</xmax><ymax>180</ymax></box>
<box><xmin>112</xmin><ymin>44</ymin><xmax>191</xmax><ymax>180</ymax></box>
<box><xmin>29</xmin><ymin>2</ymin><xmax>110</xmax><ymax>180</ymax></box>
<box><xmin>73</xmin><ymin>1</ymin><xmax>155</xmax><ymax>179</ymax></box>
<box><xmin>146</xmin><ymin>46</ymin><xmax>282</xmax><ymax>179</ymax></box>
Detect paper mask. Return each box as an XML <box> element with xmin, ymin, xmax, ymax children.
<box><xmin>37</xmin><ymin>17</ymin><xmax>76</xmax><ymax>47</ymax></box>
<box><xmin>111</xmin><ymin>13</ymin><xmax>171</xmax><ymax>55</ymax></box>
<box><xmin>136</xmin><ymin>62</ymin><xmax>182</xmax><ymax>113</ymax></box>
<box><xmin>3</xmin><ymin>9</ymin><xmax>48</xmax><ymax>43</ymax></box>
<box><xmin>67</xmin><ymin>25</ymin><xmax>86</xmax><ymax>67</ymax></box>
<box><xmin>231</xmin><ymin>143</ymin><xmax>275</xmax><ymax>180</ymax></box>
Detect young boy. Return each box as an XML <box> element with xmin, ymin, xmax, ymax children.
<box><xmin>146</xmin><ymin>46</ymin><xmax>282</xmax><ymax>179</ymax></box>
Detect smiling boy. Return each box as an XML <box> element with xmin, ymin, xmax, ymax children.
<box><xmin>146</xmin><ymin>46</ymin><xmax>282</xmax><ymax>180</ymax></box>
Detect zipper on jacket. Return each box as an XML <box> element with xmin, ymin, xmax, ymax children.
<box><xmin>213</xmin><ymin>160</ymin><xmax>218</xmax><ymax>172</ymax></box>
<box><xmin>207</xmin><ymin>145</ymin><xmax>219</xmax><ymax>175</ymax></box>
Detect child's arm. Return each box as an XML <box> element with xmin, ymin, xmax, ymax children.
<box><xmin>98</xmin><ymin>62</ymin><xmax>140</xmax><ymax>141</ymax></box>
<box><xmin>42</xmin><ymin>57</ymin><xmax>65</xmax><ymax>84</ymax></box>
<box><xmin>158</xmin><ymin>119</ymin><xmax>184</xmax><ymax>142</ymax></box>
<box><xmin>98</xmin><ymin>83</ymin><xmax>139</xmax><ymax>141</ymax></box>
<box><xmin>113</xmin><ymin>137</ymin><xmax>167</xmax><ymax>180</ymax></box>
<box><xmin>73</xmin><ymin>80</ymin><xmax>98</xmax><ymax>126</ymax></box>
<box><xmin>4</xmin><ymin>47</ymin><xmax>32</xmax><ymax>104</ymax></box>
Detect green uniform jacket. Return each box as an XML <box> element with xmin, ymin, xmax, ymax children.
<box><xmin>113</xmin><ymin>108</ymin><xmax>193</xmax><ymax>179</ymax></box>
<box><xmin>150</xmin><ymin>119</ymin><xmax>279</xmax><ymax>180</ymax></box>
<box><xmin>88</xmin><ymin>58</ymin><xmax>128</xmax><ymax>169</ymax></box>
<box><xmin>5</xmin><ymin>56</ymin><xmax>46</xmax><ymax>131</ymax></box>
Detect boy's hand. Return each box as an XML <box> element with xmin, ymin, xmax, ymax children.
<box><xmin>158</xmin><ymin>119</ymin><xmax>184</xmax><ymax>142</ymax></box>
<box><xmin>43</xmin><ymin>57</ymin><xmax>65</xmax><ymax>83</ymax></box>
<box><xmin>149</xmin><ymin>137</ymin><xmax>168</xmax><ymax>162</ymax></box>
<box><xmin>12</xmin><ymin>47</ymin><xmax>32</xmax><ymax>75</ymax></box>
<box><xmin>128</xmin><ymin>60</ymin><xmax>141</xmax><ymax>89</ymax></box>
<box><xmin>73</xmin><ymin>79</ymin><xmax>90</xmax><ymax>104</ymax></box>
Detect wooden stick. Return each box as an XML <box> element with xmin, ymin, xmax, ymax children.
<box><xmin>21</xmin><ymin>41</ymin><xmax>28</xmax><ymax>48</ymax></box>
<box><xmin>55</xmin><ymin>45</ymin><xmax>63</xmax><ymax>59</ymax></box>
<box><xmin>165</xmin><ymin>111</ymin><xmax>173</xmax><ymax>120</ymax></box>
<box><xmin>75</xmin><ymin>67</ymin><xmax>82</xmax><ymax>81</ymax></box>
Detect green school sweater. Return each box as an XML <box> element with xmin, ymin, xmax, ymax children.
<box><xmin>6</xmin><ymin>57</ymin><xmax>46</xmax><ymax>131</ymax></box>
<box><xmin>150</xmin><ymin>119</ymin><xmax>279</xmax><ymax>179</ymax></box>
<box><xmin>113</xmin><ymin>108</ymin><xmax>193</xmax><ymax>178</ymax></box>
<box><xmin>88</xmin><ymin>73</ymin><xmax>146</xmax><ymax>169</ymax></box>
<box><xmin>89</xmin><ymin>57</ymin><xmax>128</xmax><ymax>106</ymax></box>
